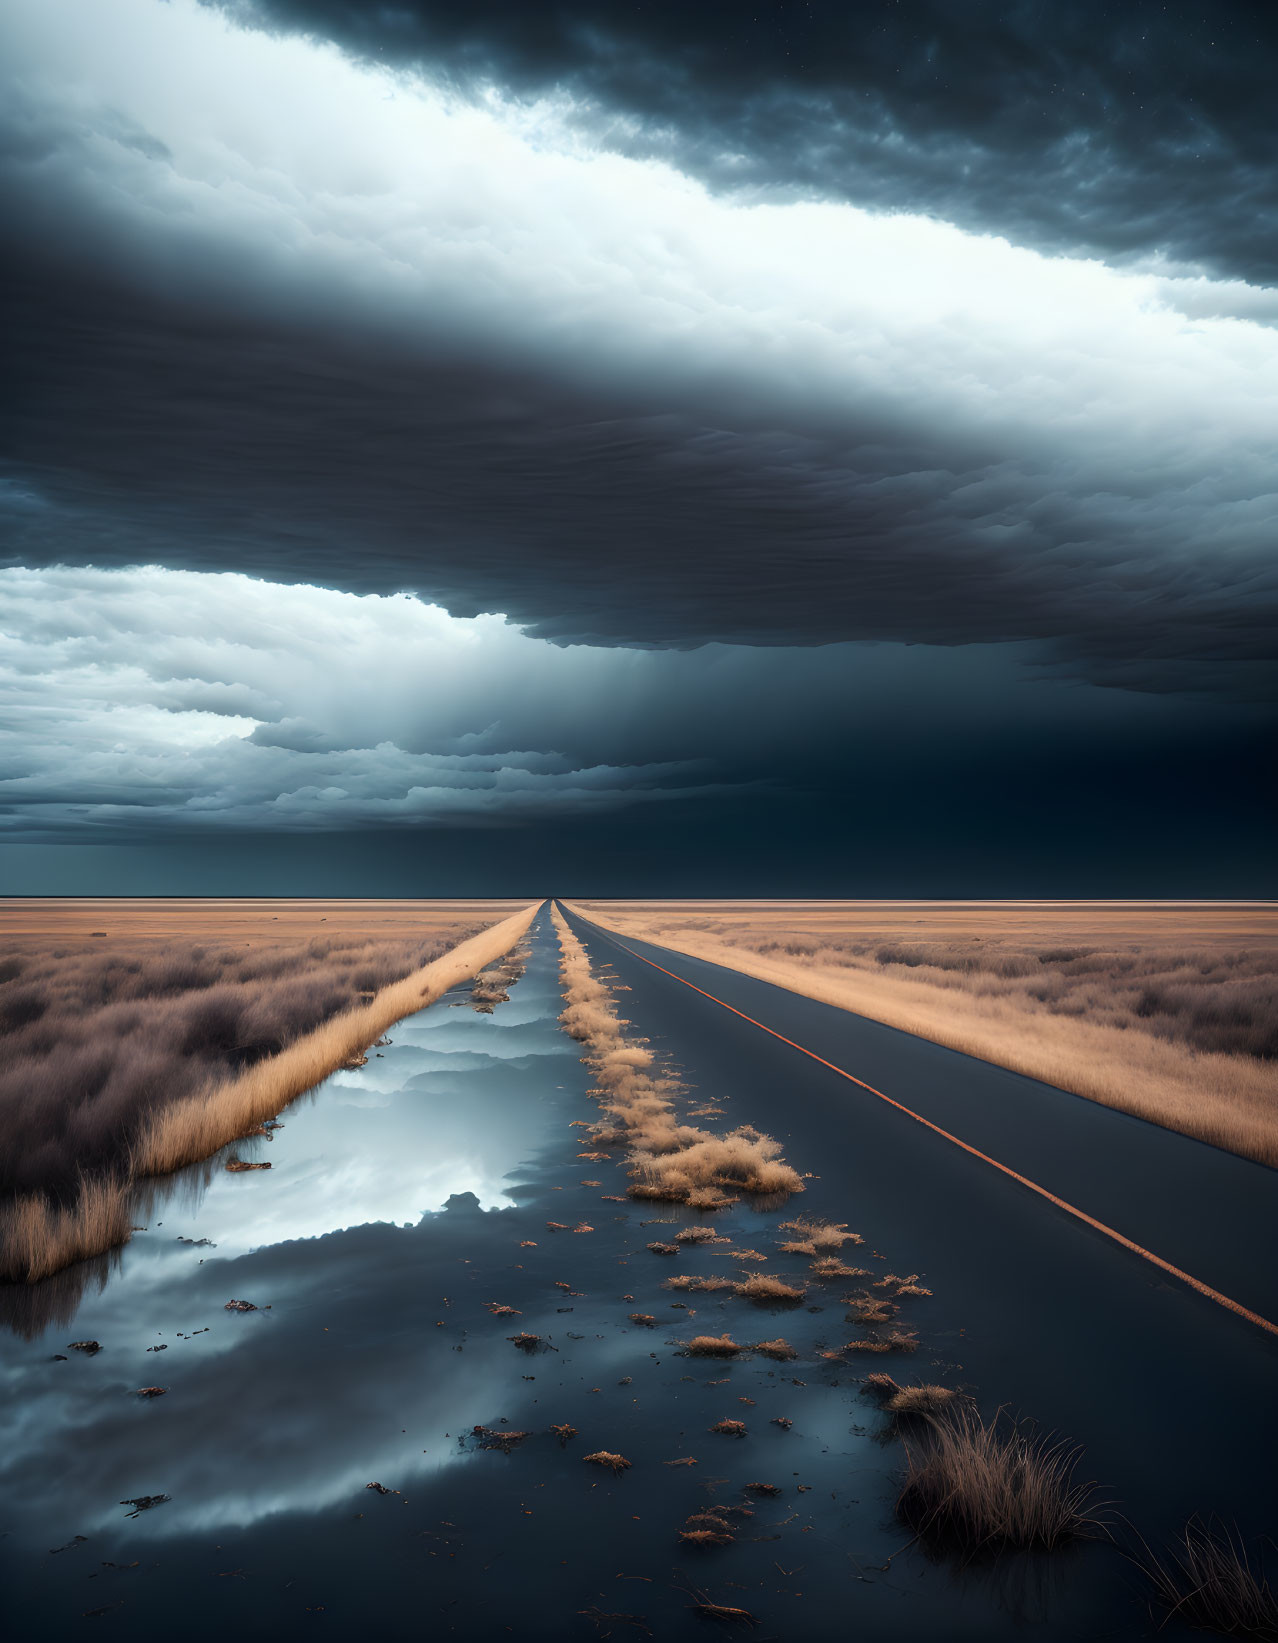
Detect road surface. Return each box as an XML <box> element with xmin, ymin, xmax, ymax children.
<box><xmin>561</xmin><ymin>902</ymin><xmax>1278</xmax><ymax>1546</ymax></box>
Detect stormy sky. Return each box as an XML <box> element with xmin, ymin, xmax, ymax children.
<box><xmin>1</xmin><ymin>0</ymin><xmax>1274</xmax><ymax>893</ymax></box>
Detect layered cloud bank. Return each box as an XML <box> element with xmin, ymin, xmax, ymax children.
<box><xmin>0</xmin><ymin>566</ymin><xmax>1263</xmax><ymax>857</ymax></box>
<box><xmin>2</xmin><ymin>0</ymin><xmax>1275</xmax><ymax>703</ymax></box>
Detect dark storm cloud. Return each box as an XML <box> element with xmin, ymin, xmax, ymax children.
<box><xmin>4</xmin><ymin>243</ymin><xmax>1275</xmax><ymax>703</ymax></box>
<box><xmin>221</xmin><ymin>0</ymin><xmax>1278</xmax><ymax>286</ymax></box>
<box><xmin>1</xmin><ymin>0</ymin><xmax>1275</xmax><ymax>710</ymax></box>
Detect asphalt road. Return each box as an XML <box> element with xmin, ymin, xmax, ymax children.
<box><xmin>560</xmin><ymin>903</ymin><xmax>1278</xmax><ymax>1547</ymax></box>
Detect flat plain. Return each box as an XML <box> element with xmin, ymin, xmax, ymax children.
<box><xmin>569</xmin><ymin>900</ymin><xmax>1278</xmax><ymax>1165</ymax></box>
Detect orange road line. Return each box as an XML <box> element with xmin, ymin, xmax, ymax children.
<box><xmin>588</xmin><ymin>922</ymin><xmax>1278</xmax><ymax>1342</ymax></box>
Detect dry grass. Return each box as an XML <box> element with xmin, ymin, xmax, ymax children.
<box><xmin>809</xmin><ymin>1256</ymin><xmax>869</xmax><ymax>1280</ymax></box>
<box><xmin>685</xmin><ymin>1334</ymin><xmax>744</xmax><ymax>1356</ymax></box>
<box><xmin>1</xmin><ymin>904</ymin><xmax>540</xmax><ymax>1282</ymax></box>
<box><xmin>584</xmin><ymin>1451</ymin><xmax>631</xmax><ymax>1474</ymax></box>
<box><xmin>551</xmin><ymin>907</ymin><xmax>802</xmax><ymax>1206</ymax></box>
<box><xmin>885</xmin><ymin>1385</ymin><xmax>960</xmax><ymax>1421</ymax></box>
<box><xmin>568</xmin><ymin>901</ymin><xmax>1278</xmax><ymax>1167</ymax></box>
<box><xmin>0</xmin><ymin>1177</ymin><xmax>133</xmax><ymax>1285</ymax></box>
<box><xmin>778</xmin><ymin>1217</ymin><xmax>862</xmax><ymax>1252</ymax></box>
<box><xmin>753</xmin><ymin>1337</ymin><xmax>797</xmax><ymax>1360</ymax></box>
<box><xmin>735</xmin><ymin>1273</ymin><xmax>806</xmax><ymax>1303</ymax></box>
<box><xmin>846</xmin><ymin>1329</ymin><xmax>918</xmax><ymax>1353</ymax></box>
<box><xmin>896</xmin><ymin>1405</ymin><xmax>1102</xmax><ymax>1557</ymax></box>
<box><xmin>0</xmin><ymin>904</ymin><xmax>507</xmax><ymax>1204</ymax></box>
<box><xmin>1140</xmin><ymin>1519</ymin><xmax>1278</xmax><ymax>1639</ymax></box>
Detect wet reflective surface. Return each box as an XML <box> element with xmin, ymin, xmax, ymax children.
<box><xmin>0</xmin><ymin>914</ymin><xmax>1200</xmax><ymax>1638</ymax></box>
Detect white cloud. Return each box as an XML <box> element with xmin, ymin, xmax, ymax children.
<box><xmin>0</xmin><ymin>567</ymin><xmax>720</xmax><ymax>832</ymax></box>
<box><xmin>0</xmin><ymin>564</ymin><xmax>1217</xmax><ymax>839</ymax></box>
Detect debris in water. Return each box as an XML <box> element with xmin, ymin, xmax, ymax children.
<box><xmin>120</xmin><ymin>1496</ymin><xmax>170</xmax><ymax>1517</ymax></box>
<box><xmin>471</xmin><ymin>1425</ymin><xmax>530</xmax><ymax>1454</ymax></box>
<box><xmin>584</xmin><ymin>1451</ymin><xmax>631</xmax><ymax>1474</ymax></box>
<box><xmin>225</xmin><ymin>1156</ymin><xmax>271</xmax><ymax>1172</ymax></box>
<box><xmin>68</xmin><ymin>1341</ymin><xmax>100</xmax><ymax>1354</ymax></box>
<box><xmin>646</xmin><ymin>1243</ymin><xmax>678</xmax><ymax>1256</ymax></box>
<box><xmin>628</xmin><ymin>1314</ymin><xmax>656</xmax><ymax>1327</ymax></box>
<box><xmin>709</xmin><ymin>1420</ymin><xmax>747</xmax><ymax>1438</ymax></box>
<box><xmin>507</xmin><ymin>1332</ymin><xmax>542</xmax><ymax>1352</ymax></box>
<box><xmin>551</xmin><ymin>1423</ymin><xmax>578</xmax><ymax>1445</ymax></box>
<box><xmin>176</xmin><ymin>1237</ymin><xmax>216</xmax><ymax>1247</ymax></box>
<box><xmin>771</xmin><ymin>1417</ymin><xmax>793</xmax><ymax>1430</ymax></box>
<box><xmin>365</xmin><ymin>1482</ymin><xmax>397</xmax><ymax>1495</ymax></box>
<box><xmin>745</xmin><ymin>1482</ymin><xmax>782</xmax><ymax>1497</ymax></box>
<box><xmin>145</xmin><ymin>1345</ymin><xmax>167</xmax><ymax>1353</ymax></box>
<box><xmin>136</xmin><ymin>1386</ymin><xmax>167</xmax><ymax>1398</ymax></box>
<box><xmin>485</xmin><ymin>1302</ymin><xmax>521</xmax><ymax>1318</ymax></box>
<box><xmin>224</xmin><ymin>1299</ymin><xmax>258</xmax><ymax>1312</ymax></box>
<box><xmin>577</xmin><ymin>1605</ymin><xmax>652</xmax><ymax>1637</ymax></box>
<box><xmin>50</xmin><ymin>1536</ymin><xmax>88</xmax><ymax>1554</ymax></box>
<box><xmin>680</xmin><ymin>1507</ymin><xmax>737</xmax><ymax>1547</ymax></box>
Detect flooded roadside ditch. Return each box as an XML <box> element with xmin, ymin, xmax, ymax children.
<box><xmin>0</xmin><ymin>910</ymin><xmax>1182</xmax><ymax>1639</ymax></box>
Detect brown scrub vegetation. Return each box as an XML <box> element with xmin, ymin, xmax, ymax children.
<box><xmin>1</xmin><ymin>901</ymin><xmax>540</xmax><ymax>1282</ymax></box>
<box><xmin>895</xmin><ymin>1405</ymin><xmax>1102</xmax><ymax>1556</ymax></box>
<box><xmin>568</xmin><ymin>900</ymin><xmax>1278</xmax><ymax>1166</ymax></box>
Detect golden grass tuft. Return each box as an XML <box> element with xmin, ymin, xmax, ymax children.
<box><xmin>847</xmin><ymin>1329</ymin><xmax>918</xmax><ymax>1354</ymax></box>
<box><xmin>896</xmin><ymin>1406</ymin><xmax>1101</xmax><ymax>1556</ymax></box>
<box><xmin>735</xmin><ymin>1273</ymin><xmax>806</xmax><ymax>1303</ymax></box>
<box><xmin>753</xmin><ymin>1337</ymin><xmax>798</xmax><ymax>1360</ymax></box>
<box><xmin>709</xmin><ymin>1419</ymin><xmax>748</xmax><ymax>1437</ymax></box>
<box><xmin>847</xmin><ymin>1298</ymin><xmax>897</xmax><ymax>1326</ymax></box>
<box><xmin>0</xmin><ymin>1177</ymin><xmax>133</xmax><ymax>1285</ymax></box>
<box><xmin>685</xmin><ymin>1334</ymin><xmax>743</xmax><ymax>1357</ymax></box>
<box><xmin>551</xmin><ymin>907</ymin><xmax>802</xmax><ymax>1206</ymax></box>
<box><xmin>779</xmin><ymin>1217</ymin><xmax>862</xmax><ymax>1251</ymax></box>
<box><xmin>885</xmin><ymin>1385</ymin><xmax>960</xmax><ymax>1421</ymax></box>
<box><xmin>665</xmin><ymin>1274</ymin><xmax>739</xmax><ymax>1293</ymax></box>
<box><xmin>860</xmin><ymin>1371</ymin><xmax>902</xmax><ymax>1401</ymax></box>
<box><xmin>809</xmin><ymin>1256</ymin><xmax>868</xmax><ymax>1280</ymax></box>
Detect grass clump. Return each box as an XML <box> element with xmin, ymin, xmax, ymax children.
<box><xmin>778</xmin><ymin>1218</ymin><xmax>862</xmax><ymax>1255</ymax></box>
<box><xmin>735</xmin><ymin>1273</ymin><xmax>806</xmax><ymax>1303</ymax></box>
<box><xmin>753</xmin><ymin>1337</ymin><xmax>798</xmax><ymax>1360</ymax></box>
<box><xmin>686</xmin><ymin>1334</ymin><xmax>743</xmax><ymax>1357</ymax></box>
<box><xmin>1140</xmin><ymin>1519</ymin><xmax>1278</xmax><ymax>1640</ymax></box>
<box><xmin>896</xmin><ymin>1406</ymin><xmax>1101</xmax><ymax>1557</ymax></box>
<box><xmin>709</xmin><ymin>1419</ymin><xmax>748</xmax><ymax>1438</ymax></box>
<box><xmin>846</xmin><ymin>1329</ymin><xmax>918</xmax><ymax>1354</ymax></box>
<box><xmin>885</xmin><ymin>1385</ymin><xmax>960</xmax><ymax>1422</ymax></box>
